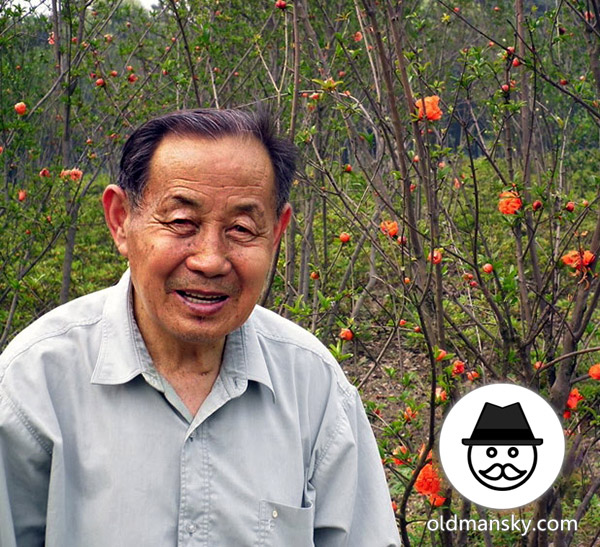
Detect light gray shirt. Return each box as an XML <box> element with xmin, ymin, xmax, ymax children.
<box><xmin>0</xmin><ymin>270</ymin><xmax>401</xmax><ymax>546</ymax></box>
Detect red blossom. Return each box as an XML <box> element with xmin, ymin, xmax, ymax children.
<box><xmin>380</xmin><ymin>220</ymin><xmax>399</xmax><ymax>237</ymax></box>
<box><xmin>404</xmin><ymin>407</ymin><xmax>417</xmax><ymax>421</ymax></box>
<box><xmin>414</xmin><ymin>463</ymin><xmax>442</xmax><ymax>497</ymax></box>
<box><xmin>498</xmin><ymin>191</ymin><xmax>522</xmax><ymax>214</ymax></box>
<box><xmin>429</xmin><ymin>494</ymin><xmax>446</xmax><ymax>507</ymax></box>
<box><xmin>428</xmin><ymin>249</ymin><xmax>443</xmax><ymax>264</ymax></box>
<box><xmin>452</xmin><ymin>360</ymin><xmax>465</xmax><ymax>375</ymax></box>
<box><xmin>415</xmin><ymin>95</ymin><xmax>443</xmax><ymax>121</ymax></box>
<box><xmin>588</xmin><ymin>364</ymin><xmax>600</xmax><ymax>380</ymax></box>
<box><xmin>566</xmin><ymin>388</ymin><xmax>584</xmax><ymax>410</ymax></box>
<box><xmin>435</xmin><ymin>387</ymin><xmax>447</xmax><ymax>402</ymax></box>
<box><xmin>467</xmin><ymin>370</ymin><xmax>480</xmax><ymax>381</ymax></box>
<box><xmin>561</xmin><ymin>249</ymin><xmax>595</xmax><ymax>272</ymax></box>
<box><xmin>339</xmin><ymin>328</ymin><xmax>353</xmax><ymax>341</ymax></box>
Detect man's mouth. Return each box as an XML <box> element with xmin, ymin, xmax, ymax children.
<box><xmin>176</xmin><ymin>290</ymin><xmax>228</xmax><ymax>304</ymax></box>
<box><xmin>479</xmin><ymin>463</ymin><xmax>527</xmax><ymax>481</ymax></box>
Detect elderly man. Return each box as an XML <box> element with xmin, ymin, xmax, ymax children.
<box><xmin>0</xmin><ymin>109</ymin><xmax>400</xmax><ymax>546</ymax></box>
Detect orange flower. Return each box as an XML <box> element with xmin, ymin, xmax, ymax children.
<box><xmin>414</xmin><ymin>463</ymin><xmax>442</xmax><ymax>496</ymax></box>
<box><xmin>452</xmin><ymin>360</ymin><xmax>465</xmax><ymax>375</ymax></box>
<box><xmin>467</xmin><ymin>370</ymin><xmax>479</xmax><ymax>381</ymax></box>
<box><xmin>436</xmin><ymin>349</ymin><xmax>447</xmax><ymax>361</ymax></box>
<box><xmin>428</xmin><ymin>249</ymin><xmax>443</xmax><ymax>264</ymax></box>
<box><xmin>353</xmin><ymin>31</ymin><xmax>363</xmax><ymax>42</ymax></box>
<box><xmin>498</xmin><ymin>191</ymin><xmax>522</xmax><ymax>214</ymax></box>
<box><xmin>561</xmin><ymin>249</ymin><xmax>595</xmax><ymax>271</ymax></box>
<box><xmin>566</xmin><ymin>388</ymin><xmax>584</xmax><ymax>410</ymax></box>
<box><xmin>69</xmin><ymin>168</ymin><xmax>83</xmax><ymax>181</ymax></box>
<box><xmin>404</xmin><ymin>407</ymin><xmax>417</xmax><ymax>421</ymax></box>
<box><xmin>380</xmin><ymin>220</ymin><xmax>399</xmax><ymax>237</ymax></box>
<box><xmin>435</xmin><ymin>387</ymin><xmax>447</xmax><ymax>402</ymax></box>
<box><xmin>415</xmin><ymin>95</ymin><xmax>443</xmax><ymax>121</ymax></box>
<box><xmin>393</xmin><ymin>446</ymin><xmax>409</xmax><ymax>466</ymax></box>
<box><xmin>339</xmin><ymin>328</ymin><xmax>353</xmax><ymax>341</ymax></box>
<box><xmin>588</xmin><ymin>364</ymin><xmax>600</xmax><ymax>380</ymax></box>
<box><xmin>60</xmin><ymin>168</ymin><xmax>83</xmax><ymax>181</ymax></box>
<box><xmin>418</xmin><ymin>443</ymin><xmax>433</xmax><ymax>462</ymax></box>
<box><xmin>429</xmin><ymin>494</ymin><xmax>446</xmax><ymax>507</ymax></box>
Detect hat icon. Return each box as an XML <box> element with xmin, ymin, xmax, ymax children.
<box><xmin>462</xmin><ymin>402</ymin><xmax>543</xmax><ymax>446</ymax></box>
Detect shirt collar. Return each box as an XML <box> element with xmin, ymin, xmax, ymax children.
<box><xmin>90</xmin><ymin>269</ymin><xmax>275</xmax><ymax>399</ymax></box>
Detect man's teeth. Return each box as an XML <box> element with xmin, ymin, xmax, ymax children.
<box><xmin>180</xmin><ymin>291</ymin><xmax>226</xmax><ymax>303</ymax></box>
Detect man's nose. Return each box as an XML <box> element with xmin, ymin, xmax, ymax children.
<box><xmin>184</xmin><ymin>228</ymin><xmax>233</xmax><ymax>277</ymax></box>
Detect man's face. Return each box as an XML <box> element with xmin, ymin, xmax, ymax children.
<box><xmin>112</xmin><ymin>134</ymin><xmax>290</xmax><ymax>350</ymax></box>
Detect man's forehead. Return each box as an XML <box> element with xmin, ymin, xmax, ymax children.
<box><xmin>150</xmin><ymin>133</ymin><xmax>273</xmax><ymax>179</ymax></box>
<box><xmin>135</xmin><ymin>133</ymin><xmax>277</xmax><ymax>212</ymax></box>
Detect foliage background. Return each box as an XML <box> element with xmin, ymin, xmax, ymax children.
<box><xmin>1</xmin><ymin>0</ymin><xmax>600</xmax><ymax>544</ymax></box>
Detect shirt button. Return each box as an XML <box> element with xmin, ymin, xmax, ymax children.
<box><xmin>187</xmin><ymin>523</ymin><xmax>197</xmax><ymax>534</ymax></box>
<box><xmin>272</xmin><ymin>510</ymin><xmax>278</xmax><ymax>519</ymax></box>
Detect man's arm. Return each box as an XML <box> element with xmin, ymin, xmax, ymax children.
<box><xmin>309</xmin><ymin>385</ymin><xmax>401</xmax><ymax>547</ymax></box>
<box><xmin>0</xmin><ymin>390</ymin><xmax>50</xmax><ymax>547</ymax></box>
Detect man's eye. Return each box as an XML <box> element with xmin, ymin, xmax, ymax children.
<box><xmin>229</xmin><ymin>225</ymin><xmax>256</xmax><ymax>238</ymax></box>
<box><xmin>167</xmin><ymin>219</ymin><xmax>196</xmax><ymax>232</ymax></box>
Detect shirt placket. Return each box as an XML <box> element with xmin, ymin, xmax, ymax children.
<box><xmin>179</xmin><ymin>423</ymin><xmax>211</xmax><ymax>546</ymax></box>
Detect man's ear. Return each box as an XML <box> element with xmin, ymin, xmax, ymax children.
<box><xmin>273</xmin><ymin>203</ymin><xmax>292</xmax><ymax>249</ymax></box>
<box><xmin>102</xmin><ymin>184</ymin><xmax>132</xmax><ymax>258</ymax></box>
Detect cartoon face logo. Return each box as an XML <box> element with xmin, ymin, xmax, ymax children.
<box><xmin>467</xmin><ymin>444</ymin><xmax>538</xmax><ymax>491</ymax></box>
<box><xmin>462</xmin><ymin>402</ymin><xmax>543</xmax><ymax>492</ymax></box>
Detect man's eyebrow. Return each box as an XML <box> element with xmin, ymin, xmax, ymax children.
<box><xmin>164</xmin><ymin>196</ymin><xmax>266</xmax><ymax>217</ymax></box>
<box><xmin>168</xmin><ymin>195</ymin><xmax>200</xmax><ymax>208</ymax></box>
<box><xmin>232</xmin><ymin>202</ymin><xmax>265</xmax><ymax>215</ymax></box>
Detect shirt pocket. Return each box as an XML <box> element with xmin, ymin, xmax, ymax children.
<box><xmin>256</xmin><ymin>499</ymin><xmax>315</xmax><ymax>547</ymax></box>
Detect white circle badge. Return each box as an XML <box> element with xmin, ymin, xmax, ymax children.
<box><xmin>439</xmin><ymin>384</ymin><xmax>565</xmax><ymax>509</ymax></box>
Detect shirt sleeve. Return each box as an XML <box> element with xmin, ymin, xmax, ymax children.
<box><xmin>308</xmin><ymin>384</ymin><xmax>401</xmax><ymax>547</ymax></box>
<box><xmin>0</xmin><ymin>389</ymin><xmax>50</xmax><ymax>547</ymax></box>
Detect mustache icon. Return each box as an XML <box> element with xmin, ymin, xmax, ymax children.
<box><xmin>479</xmin><ymin>462</ymin><xmax>527</xmax><ymax>481</ymax></box>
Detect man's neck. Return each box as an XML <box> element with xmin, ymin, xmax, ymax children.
<box><xmin>144</xmin><ymin>335</ymin><xmax>226</xmax><ymax>416</ymax></box>
<box><xmin>131</xmin><ymin>302</ymin><xmax>226</xmax><ymax>416</ymax></box>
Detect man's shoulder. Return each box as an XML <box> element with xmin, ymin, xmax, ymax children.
<box><xmin>248</xmin><ymin>306</ymin><xmax>354</xmax><ymax>395</ymax></box>
<box><xmin>250</xmin><ymin>305</ymin><xmax>336</xmax><ymax>363</ymax></box>
<box><xmin>0</xmin><ymin>285</ymin><xmax>113</xmax><ymax>374</ymax></box>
